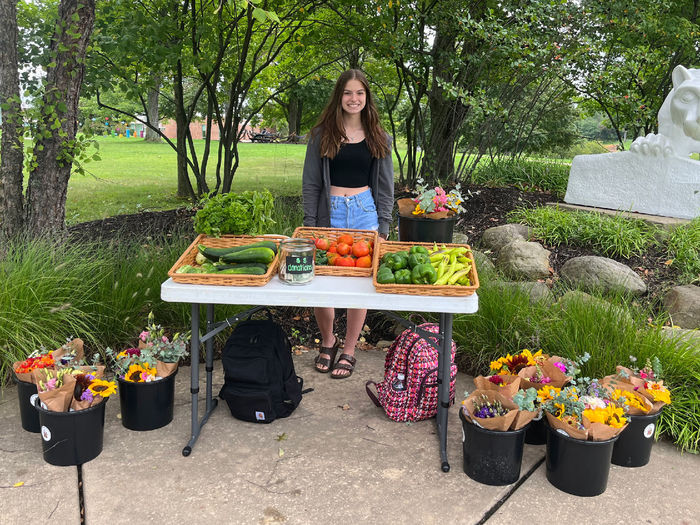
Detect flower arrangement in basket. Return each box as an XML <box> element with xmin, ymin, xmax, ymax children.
<box><xmin>17</xmin><ymin>338</ymin><xmax>116</xmax><ymax>412</ymax></box>
<box><xmin>602</xmin><ymin>356</ymin><xmax>671</xmax><ymax>415</ymax></box>
<box><xmin>397</xmin><ymin>178</ymin><xmax>477</xmax><ymax>220</ymax></box>
<box><xmin>106</xmin><ymin>312</ymin><xmax>190</xmax><ymax>381</ymax></box>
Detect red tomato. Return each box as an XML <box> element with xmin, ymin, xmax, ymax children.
<box><xmin>326</xmin><ymin>252</ymin><xmax>338</xmax><ymax>266</ymax></box>
<box><xmin>335</xmin><ymin>255</ymin><xmax>356</xmax><ymax>267</ymax></box>
<box><xmin>327</xmin><ymin>244</ymin><xmax>338</xmax><ymax>254</ymax></box>
<box><xmin>337</xmin><ymin>233</ymin><xmax>354</xmax><ymax>246</ymax></box>
<box><xmin>356</xmin><ymin>255</ymin><xmax>372</xmax><ymax>268</ymax></box>
<box><xmin>314</xmin><ymin>236</ymin><xmax>330</xmax><ymax>251</ymax></box>
<box><xmin>352</xmin><ymin>240</ymin><xmax>370</xmax><ymax>258</ymax></box>
<box><xmin>336</xmin><ymin>242</ymin><xmax>351</xmax><ymax>256</ymax></box>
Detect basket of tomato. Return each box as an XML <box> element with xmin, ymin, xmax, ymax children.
<box><xmin>292</xmin><ymin>227</ymin><xmax>378</xmax><ymax>277</ymax></box>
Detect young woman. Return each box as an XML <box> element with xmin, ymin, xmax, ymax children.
<box><xmin>302</xmin><ymin>69</ymin><xmax>394</xmax><ymax>379</ymax></box>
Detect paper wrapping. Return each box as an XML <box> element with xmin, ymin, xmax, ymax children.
<box><xmin>69</xmin><ymin>394</ymin><xmax>104</xmax><ymax>412</ymax></box>
<box><xmin>601</xmin><ymin>376</ymin><xmax>654</xmax><ymax>415</ymax></box>
<box><xmin>53</xmin><ymin>338</ymin><xmax>85</xmax><ymax>364</ymax></box>
<box><xmin>472</xmin><ymin>375</ymin><xmax>522</xmax><ymax>398</ymax></box>
<box><xmin>518</xmin><ymin>360</ymin><xmax>571</xmax><ymax>390</ymax></box>
<box><xmin>156</xmin><ymin>361</ymin><xmax>178</xmax><ymax>378</ymax></box>
<box><xmin>545</xmin><ymin>412</ymin><xmax>588</xmax><ymax>440</ymax></box>
<box><xmin>463</xmin><ymin>389</ymin><xmax>519</xmax><ymax>431</ymax></box>
<box><xmin>36</xmin><ymin>372</ymin><xmax>77</xmax><ymax>412</ymax></box>
<box><xmin>607</xmin><ymin>369</ymin><xmax>667</xmax><ymax>414</ymax></box>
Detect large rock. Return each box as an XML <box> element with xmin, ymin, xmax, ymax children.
<box><xmin>663</xmin><ymin>285</ymin><xmax>700</xmax><ymax>329</ymax></box>
<box><xmin>471</xmin><ymin>249</ymin><xmax>496</xmax><ymax>275</ymax></box>
<box><xmin>480</xmin><ymin>224</ymin><xmax>530</xmax><ymax>254</ymax></box>
<box><xmin>560</xmin><ymin>256</ymin><xmax>647</xmax><ymax>296</ymax></box>
<box><xmin>452</xmin><ymin>232</ymin><xmax>470</xmax><ymax>245</ymax></box>
<box><xmin>495</xmin><ymin>281</ymin><xmax>554</xmax><ymax>305</ymax></box>
<box><xmin>496</xmin><ymin>240</ymin><xmax>551</xmax><ymax>280</ymax></box>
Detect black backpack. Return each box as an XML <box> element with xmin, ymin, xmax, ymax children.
<box><xmin>218</xmin><ymin>313</ymin><xmax>307</xmax><ymax>423</ymax></box>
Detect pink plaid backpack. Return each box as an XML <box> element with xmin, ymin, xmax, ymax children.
<box><xmin>366</xmin><ymin>322</ymin><xmax>457</xmax><ymax>422</ymax></box>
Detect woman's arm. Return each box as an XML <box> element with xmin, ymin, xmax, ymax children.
<box><xmin>375</xmin><ymin>134</ymin><xmax>395</xmax><ymax>236</ymax></box>
<box><xmin>301</xmin><ymin>132</ymin><xmax>323</xmax><ymax>227</ymax></box>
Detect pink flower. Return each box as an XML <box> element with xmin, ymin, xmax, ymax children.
<box><xmin>162</xmin><ymin>336</ymin><xmax>169</xmax><ymax>343</ymax></box>
<box><xmin>639</xmin><ymin>371</ymin><xmax>648</xmax><ymax>379</ymax></box>
<box><xmin>139</xmin><ymin>331</ymin><xmax>150</xmax><ymax>342</ymax></box>
<box><xmin>553</xmin><ymin>362</ymin><xmax>566</xmax><ymax>373</ymax></box>
<box><xmin>46</xmin><ymin>378</ymin><xmax>57</xmax><ymax>390</ymax></box>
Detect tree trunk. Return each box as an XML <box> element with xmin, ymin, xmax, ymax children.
<box><xmin>24</xmin><ymin>0</ymin><xmax>96</xmax><ymax>236</ymax></box>
<box><xmin>0</xmin><ymin>0</ymin><xmax>25</xmax><ymax>240</ymax></box>
<box><xmin>145</xmin><ymin>75</ymin><xmax>161</xmax><ymax>142</ymax></box>
<box><xmin>422</xmin><ymin>28</ymin><xmax>469</xmax><ymax>184</ymax></box>
<box><xmin>287</xmin><ymin>94</ymin><xmax>302</xmax><ymax>136</ymax></box>
<box><xmin>173</xmin><ymin>60</ymin><xmax>195</xmax><ymax>199</ymax></box>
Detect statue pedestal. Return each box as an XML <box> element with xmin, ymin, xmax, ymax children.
<box><xmin>564</xmin><ymin>152</ymin><xmax>700</xmax><ymax>219</ymax></box>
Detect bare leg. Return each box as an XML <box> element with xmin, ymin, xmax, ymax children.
<box><xmin>314</xmin><ymin>307</ymin><xmax>337</xmax><ymax>372</ymax></box>
<box><xmin>332</xmin><ymin>308</ymin><xmax>366</xmax><ymax>378</ymax></box>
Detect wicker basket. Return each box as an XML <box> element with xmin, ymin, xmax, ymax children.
<box><xmin>372</xmin><ymin>240</ymin><xmax>480</xmax><ymax>296</ymax></box>
<box><xmin>167</xmin><ymin>234</ymin><xmax>286</xmax><ymax>286</ymax></box>
<box><xmin>291</xmin><ymin>227</ymin><xmax>379</xmax><ymax>277</ymax></box>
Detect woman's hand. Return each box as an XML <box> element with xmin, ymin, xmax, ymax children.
<box><xmin>378</xmin><ymin>232</ymin><xmax>388</xmax><ymax>240</ymax></box>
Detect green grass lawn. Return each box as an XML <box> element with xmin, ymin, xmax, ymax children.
<box><xmin>67</xmin><ymin>137</ymin><xmax>308</xmax><ymax>224</ymax></box>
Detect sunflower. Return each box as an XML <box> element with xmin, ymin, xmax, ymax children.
<box><xmin>124</xmin><ymin>363</ymin><xmax>157</xmax><ymax>383</ymax></box>
<box><xmin>611</xmin><ymin>389</ymin><xmax>650</xmax><ymax>413</ymax></box>
<box><xmin>88</xmin><ymin>379</ymin><xmax>117</xmax><ymax>397</ymax></box>
<box><xmin>644</xmin><ymin>382</ymin><xmax>671</xmax><ymax>405</ymax></box>
<box><xmin>537</xmin><ymin>384</ymin><xmax>561</xmax><ymax>403</ymax></box>
<box><xmin>583</xmin><ymin>405</ymin><xmax>627</xmax><ymax>428</ymax></box>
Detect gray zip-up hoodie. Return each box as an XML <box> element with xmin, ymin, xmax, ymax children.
<box><xmin>302</xmin><ymin>130</ymin><xmax>395</xmax><ymax>236</ymax></box>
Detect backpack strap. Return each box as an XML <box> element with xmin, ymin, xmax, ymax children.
<box><xmin>365</xmin><ymin>381</ymin><xmax>382</xmax><ymax>407</ymax></box>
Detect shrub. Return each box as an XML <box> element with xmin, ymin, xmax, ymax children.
<box><xmin>470</xmin><ymin>158</ymin><xmax>570</xmax><ymax>198</ymax></box>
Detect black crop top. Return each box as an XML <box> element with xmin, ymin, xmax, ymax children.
<box><xmin>329</xmin><ymin>140</ymin><xmax>373</xmax><ymax>188</ymax></box>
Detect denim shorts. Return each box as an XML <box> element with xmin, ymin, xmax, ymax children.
<box><xmin>329</xmin><ymin>189</ymin><xmax>379</xmax><ymax>231</ymax></box>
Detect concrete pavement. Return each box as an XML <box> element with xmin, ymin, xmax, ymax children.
<box><xmin>1</xmin><ymin>347</ymin><xmax>698</xmax><ymax>524</ymax></box>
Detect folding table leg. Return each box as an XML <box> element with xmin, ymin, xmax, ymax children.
<box><xmin>436</xmin><ymin>312</ymin><xmax>453</xmax><ymax>472</ymax></box>
<box><xmin>183</xmin><ymin>303</ymin><xmax>201</xmax><ymax>456</ymax></box>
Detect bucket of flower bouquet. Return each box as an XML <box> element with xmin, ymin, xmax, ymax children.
<box><xmin>604</xmin><ymin>357</ymin><xmax>671</xmax><ymax>468</ymax></box>
<box><xmin>542</xmin><ymin>381</ymin><xmax>628</xmax><ymax>497</ymax></box>
<box><xmin>33</xmin><ymin>365</ymin><xmax>116</xmax><ymax>466</ymax></box>
<box><xmin>397</xmin><ymin>179</ymin><xmax>475</xmax><ymax>243</ymax></box>
<box><xmin>107</xmin><ymin>313</ymin><xmax>189</xmax><ymax>431</ymax></box>
<box><xmin>12</xmin><ymin>338</ymin><xmax>85</xmax><ymax>433</ymax></box>
<box><xmin>459</xmin><ymin>386</ymin><xmax>536</xmax><ymax>486</ymax></box>
<box><xmin>488</xmin><ymin>349</ymin><xmax>576</xmax><ymax>446</ymax></box>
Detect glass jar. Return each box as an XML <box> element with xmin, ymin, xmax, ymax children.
<box><xmin>278</xmin><ymin>238</ymin><xmax>315</xmax><ymax>285</ymax></box>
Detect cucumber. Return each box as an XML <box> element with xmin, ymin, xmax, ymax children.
<box><xmin>198</xmin><ymin>241</ymin><xmax>278</xmax><ymax>261</ymax></box>
<box><xmin>221</xmin><ymin>246</ymin><xmax>276</xmax><ymax>264</ymax></box>
<box><xmin>218</xmin><ymin>266</ymin><xmax>267</xmax><ymax>275</ymax></box>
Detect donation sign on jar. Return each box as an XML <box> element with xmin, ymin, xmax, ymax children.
<box><xmin>279</xmin><ymin>238</ymin><xmax>315</xmax><ymax>284</ymax></box>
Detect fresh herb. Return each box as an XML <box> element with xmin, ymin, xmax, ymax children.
<box><xmin>194</xmin><ymin>190</ymin><xmax>275</xmax><ymax>237</ymax></box>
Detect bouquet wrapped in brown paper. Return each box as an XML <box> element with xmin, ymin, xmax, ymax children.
<box><xmin>473</xmin><ymin>375</ymin><xmax>522</xmax><ymax>398</ymax></box>
<box><xmin>517</xmin><ymin>360</ymin><xmax>571</xmax><ymax>390</ymax></box>
<box><xmin>462</xmin><ymin>390</ymin><xmax>520</xmax><ymax>431</ymax></box>
<box><xmin>70</xmin><ymin>373</ymin><xmax>117</xmax><ymax>411</ymax></box>
<box><xmin>35</xmin><ymin>368</ymin><xmax>77</xmax><ymax>412</ymax></box>
<box><xmin>542</xmin><ymin>383</ymin><xmax>628</xmax><ymax>441</ymax></box>
<box><xmin>605</xmin><ymin>356</ymin><xmax>671</xmax><ymax>414</ymax></box>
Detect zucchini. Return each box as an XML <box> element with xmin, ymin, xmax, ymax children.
<box><xmin>218</xmin><ymin>266</ymin><xmax>267</xmax><ymax>275</ymax></box>
<box><xmin>197</xmin><ymin>241</ymin><xmax>278</xmax><ymax>262</ymax></box>
<box><xmin>221</xmin><ymin>246</ymin><xmax>276</xmax><ymax>264</ymax></box>
<box><xmin>213</xmin><ymin>262</ymin><xmax>268</xmax><ymax>272</ymax></box>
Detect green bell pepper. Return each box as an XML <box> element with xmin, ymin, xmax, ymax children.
<box><xmin>407</xmin><ymin>252</ymin><xmax>431</xmax><ymax>269</ymax></box>
<box><xmin>376</xmin><ymin>266</ymin><xmax>396</xmax><ymax>284</ymax></box>
<box><xmin>411</xmin><ymin>263</ymin><xmax>438</xmax><ymax>285</ymax></box>
<box><xmin>381</xmin><ymin>252</ymin><xmax>408</xmax><ymax>271</ymax></box>
<box><xmin>394</xmin><ymin>268</ymin><xmax>412</xmax><ymax>285</ymax></box>
<box><xmin>408</xmin><ymin>246</ymin><xmax>430</xmax><ymax>256</ymax></box>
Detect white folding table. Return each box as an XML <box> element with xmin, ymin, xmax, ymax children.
<box><xmin>161</xmin><ymin>275</ymin><xmax>478</xmax><ymax>472</ymax></box>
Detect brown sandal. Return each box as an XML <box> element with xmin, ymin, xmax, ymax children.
<box><xmin>314</xmin><ymin>337</ymin><xmax>340</xmax><ymax>373</ymax></box>
<box><xmin>331</xmin><ymin>353</ymin><xmax>357</xmax><ymax>379</ymax></box>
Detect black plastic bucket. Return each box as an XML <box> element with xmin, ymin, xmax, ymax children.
<box><xmin>398</xmin><ymin>215</ymin><xmax>457</xmax><ymax>243</ymax></box>
<box><xmin>545</xmin><ymin>424</ymin><xmax>618</xmax><ymax>496</ymax></box>
<box><xmin>524</xmin><ymin>414</ymin><xmax>546</xmax><ymax>445</ymax></box>
<box><xmin>118</xmin><ymin>370</ymin><xmax>177</xmax><ymax>431</ymax></box>
<box><xmin>611</xmin><ymin>410</ymin><xmax>662</xmax><ymax>467</ymax></box>
<box><xmin>34</xmin><ymin>398</ymin><xmax>107</xmax><ymax>466</ymax></box>
<box><xmin>16</xmin><ymin>377</ymin><xmax>41</xmax><ymax>433</ymax></box>
<box><xmin>460</xmin><ymin>409</ymin><xmax>528</xmax><ymax>485</ymax></box>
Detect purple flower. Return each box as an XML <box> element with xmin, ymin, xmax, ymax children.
<box><xmin>80</xmin><ymin>389</ymin><xmax>94</xmax><ymax>402</ymax></box>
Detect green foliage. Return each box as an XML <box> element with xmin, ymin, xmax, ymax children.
<box><xmin>667</xmin><ymin>218</ymin><xmax>700</xmax><ymax>283</ymax></box>
<box><xmin>193</xmin><ymin>190</ymin><xmax>276</xmax><ymax>237</ymax></box>
<box><xmin>508</xmin><ymin>205</ymin><xmax>658</xmax><ymax>258</ymax></box>
<box><xmin>562</xmin><ymin>140</ymin><xmax>609</xmax><ymax>157</ymax></box>
<box><xmin>470</xmin><ymin>158</ymin><xmax>571</xmax><ymax>198</ymax></box>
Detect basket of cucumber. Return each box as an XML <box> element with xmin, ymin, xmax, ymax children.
<box><xmin>168</xmin><ymin>234</ymin><xmax>286</xmax><ymax>286</ymax></box>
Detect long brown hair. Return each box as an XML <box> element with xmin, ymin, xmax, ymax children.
<box><xmin>312</xmin><ymin>69</ymin><xmax>389</xmax><ymax>159</ymax></box>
